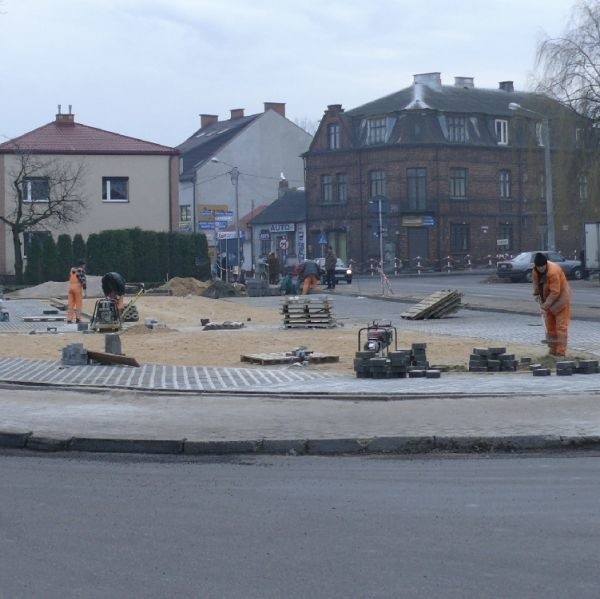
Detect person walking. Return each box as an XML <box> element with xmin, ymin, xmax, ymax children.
<box><xmin>325</xmin><ymin>245</ymin><xmax>337</xmax><ymax>289</ymax></box>
<box><xmin>267</xmin><ymin>251</ymin><xmax>280</xmax><ymax>285</ymax></box>
<box><xmin>532</xmin><ymin>252</ymin><xmax>572</xmax><ymax>357</ymax></box>
<box><xmin>67</xmin><ymin>259</ymin><xmax>87</xmax><ymax>324</ymax></box>
<box><xmin>298</xmin><ymin>259</ymin><xmax>320</xmax><ymax>295</ymax></box>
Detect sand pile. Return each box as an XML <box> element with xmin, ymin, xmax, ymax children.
<box><xmin>6</xmin><ymin>276</ymin><xmax>104</xmax><ymax>299</ymax></box>
<box><xmin>157</xmin><ymin>277</ymin><xmax>211</xmax><ymax>296</ymax></box>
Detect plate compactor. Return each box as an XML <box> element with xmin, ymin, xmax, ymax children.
<box><xmin>90</xmin><ymin>272</ymin><xmax>144</xmax><ymax>333</ymax></box>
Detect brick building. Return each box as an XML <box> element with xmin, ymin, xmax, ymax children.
<box><xmin>304</xmin><ymin>72</ymin><xmax>593</xmax><ymax>271</ymax></box>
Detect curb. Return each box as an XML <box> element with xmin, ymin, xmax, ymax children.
<box><xmin>2</xmin><ymin>431</ymin><xmax>600</xmax><ymax>456</ymax></box>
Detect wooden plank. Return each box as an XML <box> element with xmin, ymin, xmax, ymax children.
<box><xmin>86</xmin><ymin>350</ymin><xmax>140</xmax><ymax>367</ymax></box>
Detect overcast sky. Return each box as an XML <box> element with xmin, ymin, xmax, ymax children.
<box><xmin>0</xmin><ymin>0</ymin><xmax>573</xmax><ymax>148</ymax></box>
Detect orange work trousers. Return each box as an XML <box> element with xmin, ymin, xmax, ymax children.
<box><xmin>67</xmin><ymin>285</ymin><xmax>83</xmax><ymax>322</ymax></box>
<box><xmin>301</xmin><ymin>275</ymin><xmax>319</xmax><ymax>295</ymax></box>
<box><xmin>544</xmin><ymin>305</ymin><xmax>570</xmax><ymax>355</ymax></box>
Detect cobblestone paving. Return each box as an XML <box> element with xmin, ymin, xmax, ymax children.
<box><xmin>0</xmin><ymin>297</ymin><xmax>599</xmax><ymax>396</ymax></box>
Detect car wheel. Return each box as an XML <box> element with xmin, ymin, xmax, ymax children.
<box><xmin>525</xmin><ymin>270</ymin><xmax>533</xmax><ymax>283</ymax></box>
<box><xmin>346</xmin><ymin>278</ymin><xmax>352</xmax><ymax>284</ymax></box>
<box><xmin>571</xmin><ymin>267</ymin><xmax>583</xmax><ymax>280</ymax></box>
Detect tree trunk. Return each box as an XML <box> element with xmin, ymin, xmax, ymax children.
<box><xmin>12</xmin><ymin>226</ymin><xmax>24</xmax><ymax>284</ymax></box>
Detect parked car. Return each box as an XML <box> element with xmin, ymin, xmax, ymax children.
<box><xmin>496</xmin><ymin>251</ymin><xmax>583</xmax><ymax>283</ymax></box>
<box><xmin>314</xmin><ymin>257</ymin><xmax>353</xmax><ymax>284</ymax></box>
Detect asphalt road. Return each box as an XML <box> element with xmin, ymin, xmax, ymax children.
<box><xmin>1</xmin><ymin>452</ymin><xmax>599</xmax><ymax>599</ymax></box>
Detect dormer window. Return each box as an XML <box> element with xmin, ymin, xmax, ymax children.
<box><xmin>447</xmin><ymin>116</ymin><xmax>466</xmax><ymax>142</ymax></box>
<box><xmin>495</xmin><ymin>119</ymin><xmax>508</xmax><ymax>145</ymax></box>
<box><xmin>366</xmin><ymin>117</ymin><xmax>387</xmax><ymax>144</ymax></box>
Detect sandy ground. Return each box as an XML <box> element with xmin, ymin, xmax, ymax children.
<box><xmin>0</xmin><ymin>277</ymin><xmax>556</xmax><ymax>372</ymax></box>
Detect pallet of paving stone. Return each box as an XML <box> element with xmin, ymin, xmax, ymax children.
<box><xmin>240</xmin><ymin>351</ymin><xmax>339</xmax><ymax>365</ymax></box>
<box><xmin>400</xmin><ymin>290</ymin><xmax>463</xmax><ymax>320</ymax></box>
<box><xmin>281</xmin><ymin>298</ymin><xmax>336</xmax><ymax>328</ymax></box>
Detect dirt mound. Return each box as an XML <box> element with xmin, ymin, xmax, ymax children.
<box><xmin>157</xmin><ymin>277</ymin><xmax>211</xmax><ymax>296</ymax></box>
<box><xmin>6</xmin><ymin>276</ymin><xmax>104</xmax><ymax>299</ymax></box>
<box><xmin>201</xmin><ymin>280</ymin><xmax>245</xmax><ymax>299</ymax></box>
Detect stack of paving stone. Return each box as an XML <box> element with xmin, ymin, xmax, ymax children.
<box><xmin>281</xmin><ymin>297</ymin><xmax>336</xmax><ymax>328</ymax></box>
<box><xmin>468</xmin><ymin>346</ymin><xmax>519</xmax><ymax>373</ymax></box>
<box><xmin>354</xmin><ymin>342</ymin><xmax>441</xmax><ymax>379</ymax></box>
<box><xmin>532</xmin><ymin>359</ymin><xmax>600</xmax><ymax>377</ymax></box>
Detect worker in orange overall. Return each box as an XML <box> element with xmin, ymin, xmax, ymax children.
<box><xmin>298</xmin><ymin>259</ymin><xmax>321</xmax><ymax>295</ymax></box>
<box><xmin>532</xmin><ymin>252</ymin><xmax>571</xmax><ymax>357</ymax></box>
<box><xmin>67</xmin><ymin>259</ymin><xmax>87</xmax><ymax>323</ymax></box>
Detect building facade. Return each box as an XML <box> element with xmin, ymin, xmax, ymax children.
<box><xmin>0</xmin><ymin>107</ymin><xmax>179</xmax><ymax>277</ymax></box>
<box><xmin>304</xmin><ymin>72</ymin><xmax>592</xmax><ymax>271</ymax></box>
<box><xmin>177</xmin><ymin>103</ymin><xmax>312</xmax><ymax>271</ymax></box>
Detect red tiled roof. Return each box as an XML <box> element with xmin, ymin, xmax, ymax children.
<box><xmin>0</xmin><ymin>119</ymin><xmax>178</xmax><ymax>155</ymax></box>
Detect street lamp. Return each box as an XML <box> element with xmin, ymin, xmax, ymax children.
<box><xmin>508</xmin><ymin>102</ymin><xmax>555</xmax><ymax>251</ymax></box>
<box><xmin>368</xmin><ymin>195</ymin><xmax>387</xmax><ymax>295</ymax></box>
<box><xmin>211</xmin><ymin>157</ymin><xmax>241</xmax><ymax>280</ymax></box>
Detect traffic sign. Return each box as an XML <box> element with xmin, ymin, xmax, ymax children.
<box><xmin>280</xmin><ymin>238</ymin><xmax>289</xmax><ymax>250</ymax></box>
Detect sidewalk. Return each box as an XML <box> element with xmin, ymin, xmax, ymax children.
<box><xmin>1</xmin><ymin>291</ymin><xmax>600</xmax><ymax>457</ymax></box>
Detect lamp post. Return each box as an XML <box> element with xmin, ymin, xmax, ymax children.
<box><xmin>368</xmin><ymin>195</ymin><xmax>386</xmax><ymax>295</ymax></box>
<box><xmin>211</xmin><ymin>157</ymin><xmax>241</xmax><ymax>280</ymax></box>
<box><xmin>508</xmin><ymin>102</ymin><xmax>555</xmax><ymax>251</ymax></box>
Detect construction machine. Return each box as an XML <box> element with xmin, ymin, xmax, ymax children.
<box><xmin>90</xmin><ymin>272</ymin><xmax>144</xmax><ymax>332</ymax></box>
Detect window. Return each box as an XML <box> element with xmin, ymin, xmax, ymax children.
<box><xmin>575</xmin><ymin>128</ymin><xmax>584</xmax><ymax>147</ymax></box>
<box><xmin>179</xmin><ymin>205</ymin><xmax>192</xmax><ymax>222</ymax></box>
<box><xmin>22</xmin><ymin>177</ymin><xmax>49</xmax><ymax>202</ymax></box>
<box><xmin>447</xmin><ymin>116</ymin><xmax>466</xmax><ymax>142</ymax></box>
<box><xmin>321</xmin><ymin>175</ymin><xmax>333</xmax><ymax>203</ymax></box>
<box><xmin>328</xmin><ymin>124</ymin><xmax>340</xmax><ymax>150</ymax></box>
<box><xmin>407</xmin><ymin>167</ymin><xmax>427</xmax><ymax>210</ymax></box>
<box><xmin>579</xmin><ymin>174</ymin><xmax>588</xmax><ymax>201</ymax></box>
<box><xmin>102</xmin><ymin>177</ymin><xmax>129</xmax><ymax>201</ymax></box>
<box><xmin>499</xmin><ymin>170</ymin><xmax>511</xmax><ymax>199</ymax></box>
<box><xmin>336</xmin><ymin>173</ymin><xmax>347</xmax><ymax>203</ymax></box>
<box><xmin>535</xmin><ymin>122</ymin><xmax>544</xmax><ymax>146</ymax></box>
<box><xmin>495</xmin><ymin>119</ymin><xmax>508</xmax><ymax>145</ymax></box>
<box><xmin>450</xmin><ymin>224</ymin><xmax>469</xmax><ymax>252</ymax></box>
<box><xmin>24</xmin><ymin>231</ymin><xmax>51</xmax><ymax>257</ymax></box>
<box><xmin>367</xmin><ymin>117</ymin><xmax>387</xmax><ymax>144</ymax></box>
<box><xmin>369</xmin><ymin>170</ymin><xmax>386</xmax><ymax>198</ymax></box>
<box><xmin>449</xmin><ymin>168</ymin><xmax>467</xmax><ymax>199</ymax></box>
<box><xmin>499</xmin><ymin>224</ymin><xmax>514</xmax><ymax>251</ymax></box>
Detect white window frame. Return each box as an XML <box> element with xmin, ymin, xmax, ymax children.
<box><xmin>22</xmin><ymin>177</ymin><xmax>49</xmax><ymax>203</ymax></box>
<box><xmin>495</xmin><ymin>119</ymin><xmax>508</xmax><ymax>145</ymax></box>
<box><xmin>367</xmin><ymin>118</ymin><xmax>387</xmax><ymax>144</ymax></box>
<box><xmin>328</xmin><ymin>123</ymin><xmax>340</xmax><ymax>150</ymax></box>
<box><xmin>102</xmin><ymin>177</ymin><xmax>129</xmax><ymax>202</ymax></box>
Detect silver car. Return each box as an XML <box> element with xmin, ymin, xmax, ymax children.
<box><xmin>315</xmin><ymin>257</ymin><xmax>353</xmax><ymax>284</ymax></box>
<box><xmin>496</xmin><ymin>251</ymin><xmax>583</xmax><ymax>283</ymax></box>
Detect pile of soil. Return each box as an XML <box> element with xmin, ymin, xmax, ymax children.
<box><xmin>156</xmin><ymin>277</ymin><xmax>211</xmax><ymax>296</ymax></box>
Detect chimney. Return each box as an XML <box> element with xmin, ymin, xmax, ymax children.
<box><xmin>413</xmin><ymin>72</ymin><xmax>442</xmax><ymax>91</ymax></box>
<box><xmin>264</xmin><ymin>102</ymin><xmax>286</xmax><ymax>117</ymax></box>
<box><xmin>499</xmin><ymin>81</ymin><xmax>514</xmax><ymax>92</ymax></box>
<box><xmin>326</xmin><ymin>104</ymin><xmax>344</xmax><ymax>115</ymax></box>
<box><xmin>55</xmin><ymin>103</ymin><xmax>75</xmax><ymax>125</ymax></box>
<box><xmin>454</xmin><ymin>76</ymin><xmax>474</xmax><ymax>89</ymax></box>
<box><xmin>278</xmin><ymin>178</ymin><xmax>289</xmax><ymax>199</ymax></box>
<box><xmin>200</xmin><ymin>114</ymin><xmax>218</xmax><ymax>128</ymax></box>
<box><xmin>230</xmin><ymin>108</ymin><xmax>245</xmax><ymax>120</ymax></box>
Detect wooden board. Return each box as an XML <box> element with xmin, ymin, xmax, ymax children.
<box><xmin>400</xmin><ymin>289</ymin><xmax>463</xmax><ymax>320</ymax></box>
<box><xmin>23</xmin><ymin>315</ymin><xmax>67</xmax><ymax>322</ymax></box>
<box><xmin>86</xmin><ymin>350</ymin><xmax>140</xmax><ymax>367</ymax></box>
<box><xmin>240</xmin><ymin>351</ymin><xmax>339</xmax><ymax>365</ymax></box>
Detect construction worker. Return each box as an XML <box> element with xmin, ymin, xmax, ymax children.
<box><xmin>67</xmin><ymin>259</ymin><xmax>87</xmax><ymax>323</ymax></box>
<box><xmin>267</xmin><ymin>251</ymin><xmax>280</xmax><ymax>284</ymax></box>
<box><xmin>298</xmin><ymin>259</ymin><xmax>320</xmax><ymax>295</ymax></box>
<box><xmin>532</xmin><ymin>252</ymin><xmax>572</xmax><ymax>357</ymax></box>
<box><xmin>101</xmin><ymin>272</ymin><xmax>126</xmax><ymax>313</ymax></box>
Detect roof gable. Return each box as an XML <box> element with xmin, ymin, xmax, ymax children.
<box><xmin>0</xmin><ymin>119</ymin><xmax>177</xmax><ymax>155</ymax></box>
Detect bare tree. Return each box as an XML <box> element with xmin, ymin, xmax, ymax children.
<box><xmin>0</xmin><ymin>151</ymin><xmax>88</xmax><ymax>283</ymax></box>
<box><xmin>535</xmin><ymin>0</ymin><xmax>600</xmax><ymax>122</ymax></box>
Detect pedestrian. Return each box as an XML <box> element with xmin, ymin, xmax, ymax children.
<box><xmin>67</xmin><ymin>259</ymin><xmax>87</xmax><ymax>324</ymax></box>
<box><xmin>532</xmin><ymin>252</ymin><xmax>572</xmax><ymax>357</ymax></box>
<box><xmin>297</xmin><ymin>259</ymin><xmax>320</xmax><ymax>295</ymax></box>
<box><xmin>267</xmin><ymin>251</ymin><xmax>280</xmax><ymax>285</ymax></box>
<box><xmin>325</xmin><ymin>245</ymin><xmax>337</xmax><ymax>289</ymax></box>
